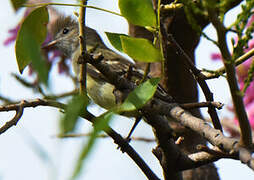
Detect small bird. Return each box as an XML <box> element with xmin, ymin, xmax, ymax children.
<box><xmin>44</xmin><ymin>15</ymin><xmax>171</xmax><ymax>109</ymax></box>
<box><xmin>44</xmin><ymin>16</ymin><xmax>138</xmax><ymax>110</ymax></box>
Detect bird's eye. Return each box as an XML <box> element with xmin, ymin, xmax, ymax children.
<box><xmin>62</xmin><ymin>28</ymin><xmax>69</xmax><ymax>34</ymax></box>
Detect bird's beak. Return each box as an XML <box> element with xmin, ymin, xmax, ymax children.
<box><xmin>41</xmin><ymin>39</ymin><xmax>58</xmax><ymax>50</ymax></box>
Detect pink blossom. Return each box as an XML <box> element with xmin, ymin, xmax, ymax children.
<box><xmin>210</xmin><ymin>53</ymin><xmax>222</xmax><ymax>61</ymax></box>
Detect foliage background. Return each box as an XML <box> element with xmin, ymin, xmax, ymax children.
<box><xmin>0</xmin><ymin>0</ymin><xmax>253</xmax><ymax>179</ymax></box>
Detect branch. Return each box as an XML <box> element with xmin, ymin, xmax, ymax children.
<box><xmin>178</xmin><ymin>148</ymin><xmax>236</xmax><ymax>171</ymax></box>
<box><xmin>0</xmin><ymin>100</ymin><xmax>25</xmax><ymax>134</ymax></box>
<box><xmin>207</xmin><ymin>4</ymin><xmax>252</xmax><ymax>147</ymax></box>
<box><xmin>203</xmin><ymin>48</ymin><xmax>254</xmax><ymax>79</ymax></box>
<box><xmin>106</xmin><ymin>128</ymin><xmax>161</xmax><ymax>180</ymax></box>
<box><xmin>143</xmin><ymin>99</ymin><xmax>238</xmax><ymax>152</ymax></box>
<box><xmin>78</xmin><ymin>0</ymin><xmax>88</xmax><ymax>94</ymax></box>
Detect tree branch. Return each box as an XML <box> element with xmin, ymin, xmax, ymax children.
<box><xmin>78</xmin><ymin>0</ymin><xmax>88</xmax><ymax>94</ymax></box>
<box><xmin>207</xmin><ymin>3</ymin><xmax>252</xmax><ymax>147</ymax></box>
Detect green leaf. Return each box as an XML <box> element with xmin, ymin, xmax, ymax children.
<box><xmin>60</xmin><ymin>94</ymin><xmax>89</xmax><ymax>134</ymax></box>
<box><xmin>15</xmin><ymin>6</ymin><xmax>49</xmax><ymax>84</ymax></box>
<box><xmin>11</xmin><ymin>0</ymin><xmax>27</xmax><ymax>12</ymax></box>
<box><xmin>119</xmin><ymin>0</ymin><xmax>157</xmax><ymax>27</ymax></box>
<box><xmin>120</xmin><ymin>36</ymin><xmax>162</xmax><ymax>62</ymax></box>
<box><xmin>105</xmin><ymin>32</ymin><xmax>127</xmax><ymax>52</ymax></box>
<box><xmin>118</xmin><ymin>78</ymin><xmax>160</xmax><ymax>112</ymax></box>
<box><xmin>72</xmin><ymin>111</ymin><xmax>113</xmax><ymax>179</ymax></box>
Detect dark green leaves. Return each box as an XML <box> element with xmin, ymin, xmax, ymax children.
<box><xmin>11</xmin><ymin>0</ymin><xmax>27</xmax><ymax>12</ymax></box>
<box><xmin>119</xmin><ymin>0</ymin><xmax>157</xmax><ymax>27</ymax></box>
<box><xmin>117</xmin><ymin>78</ymin><xmax>160</xmax><ymax>112</ymax></box>
<box><xmin>60</xmin><ymin>94</ymin><xmax>89</xmax><ymax>134</ymax></box>
<box><xmin>15</xmin><ymin>6</ymin><xmax>49</xmax><ymax>84</ymax></box>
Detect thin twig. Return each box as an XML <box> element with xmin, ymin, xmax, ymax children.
<box><xmin>24</xmin><ymin>3</ymin><xmax>122</xmax><ymax>17</ymax></box>
<box><xmin>12</xmin><ymin>73</ymin><xmax>45</xmax><ymax>96</ymax></box>
<box><xmin>55</xmin><ymin>133</ymin><xmax>156</xmax><ymax>142</ymax></box>
<box><xmin>0</xmin><ymin>100</ymin><xmax>25</xmax><ymax>134</ymax></box>
<box><xmin>203</xmin><ymin>48</ymin><xmax>254</xmax><ymax>79</ymax></box>
<box><xmin>44</xmin><ymin>90</ymin><xmax>78</xmax><ymax>100</ymax></box>
<box><xmin>180</xmin><ymin>101</ymin><xmax>224</xmax><ymax>110</ymax></box>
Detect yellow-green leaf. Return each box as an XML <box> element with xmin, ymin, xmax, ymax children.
<box><xmin>119</xmin><ymin>0</ymin><xmax>157</xmax><ymax>27</ymax></box>
<box><xmin>15</xmin><ymin>6</ymin><xmax>49</xmax><ymax>84</ymax></box>
<box><xmin>121</xmin><ymin>36</ymin><xmax>162</xmax><ymax>62</ymax></box>
<box><xmin>118</xmin><ymin>78</ymin><xmax>160</xmax><ymax>112</ymax></box>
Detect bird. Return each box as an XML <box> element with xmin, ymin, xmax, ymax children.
<box><xmin>44</xmin><ymin>15</ymin><xmax>141</xmax><ymax>109</ymax></box>
<box><xmin>43</xmin><ymin>15</ymin><xmax>171</xmax><ymax>139</ymax></box>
